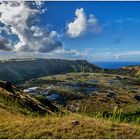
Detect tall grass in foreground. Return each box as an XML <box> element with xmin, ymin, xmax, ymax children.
<box><xmin>1</xmin><ymin>106</ymin><xmax>140</xmax><ymax>139</ymax></box>
<box><xmin>77</xmin><ymin>105</ymin><xmax>140</xmax><ymax>125</ymax></box>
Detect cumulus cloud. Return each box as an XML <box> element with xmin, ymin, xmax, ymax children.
<box><xmin>0</xmin><ymin>38</ymin><xmax>13</xmax><ymax>51</ymax></box>
<box><xmin>0</xmin><ymin>25</ymin><xmax>12</xmax><ymax>35</ymax></box>
<box><xmin>0</xmin><ymin>1</ymin><xmax>62</xmax><ymax>53</ymax></box>
<box><xmin>67</xmin><ymin>8</ymin><xmax>87</xmax><ymax>38</ymax></box>
<box><xmin>66</xmin><ymin>8</ymin><xmax>102</xmax><ymax>38</ymax></box>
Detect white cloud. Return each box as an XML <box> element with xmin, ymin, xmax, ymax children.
<box><xmin>92</xmin><ymin>50</ymin><xmax>140</xmax><ymax>61</ymax></box>
<box><xmin>87</xmin><ymin>14</ymin><xmax>102</xmax><ymax>33</ymax></box>
<box><xmin>0</xmin><ymin>48</ymin><xmax>90</xmax><ymax>60</ymax></box>
<box><xmin>67</xmin><ymin>8</ymin><xmax>87</xmax><ymax>38</ymax></box>
<box><xmin>0</xmin><ymin>2</ymin><xmax>89</xmax><ymax>60</ymax></box>
<box><xmin>66</xmin><ymin>8</ymin><xmax>102</xmax><ymax>38</ymax></box>
<box><xmin>71</xmin><ymin>50</ymin><xmax>140</xmax><ymax>61</ymax></box>
<box><xmin>116</xmin><ymin>51</ymin><xmax>140</xmax><ymax>59</ymax></box>
<box><xmin>114</xmin><ymin>18</ymin><xmax>140</xmax><ymax>24</ymax></box>
<box><xmin>0</xmin><ymin>1</ymin><xmax>62</xmax><ymax>53</ymax></box>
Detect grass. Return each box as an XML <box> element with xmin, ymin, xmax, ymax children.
<box><xmin>136</xmin><ymin>69</ymin><xmax>140</xmax><ymax>78</ymax></box>
<box><xmin>1</xmin><ymin>72</ymin><xmax>140</xmax><ymax>138</ymax></box>
<box><xmin>0</xmin><ymin>107</ymin><xmax>140</xmax><ymax>139</ymax></box>
<box><xmin>0</xmin><ymin>84</ymin><xmax>61</xmax><ymax>116</ymax></box>
<box><xmin>22</xmin><ymin>72</ymin><xmax>140</xmax><ymax>117</ymax></box>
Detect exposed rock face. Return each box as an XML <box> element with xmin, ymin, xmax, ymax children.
<box><xmin>0</xmin><ymin>58</ymin><xmax>101</xmax><ymax>84</ymax></box>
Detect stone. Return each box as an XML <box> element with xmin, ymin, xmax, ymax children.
<box><xmin>71</xmin><ymin>120</ymin><xmax>80</xmax><ymax>126</ymax></box>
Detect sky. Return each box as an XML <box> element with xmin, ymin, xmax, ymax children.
<box><xmin>0</xmin><ymin>1</ymin><xmax>140</xmax><ymax>62</ymax></box>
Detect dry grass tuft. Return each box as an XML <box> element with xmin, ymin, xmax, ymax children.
<box><xmin>0</xmin><ymin>108</ymin><xmax>140</xmax><ymax>139</ymax></box>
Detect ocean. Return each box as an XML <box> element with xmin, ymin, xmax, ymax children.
<box><xmin>93</xmin><ymin>61</ymin><xmax>140</xmax><ymax>69</ymax></box>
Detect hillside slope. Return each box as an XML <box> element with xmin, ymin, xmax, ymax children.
<box><xmin>22</xmin><ymin>72</ymin><xmax>140</xmax><ymax>115</ymax></box>
<box><xmin>104</xmin><ymin>66</ymin><xmax>140</xmax><ymax>77</ymax></box>
<box><xmin>0</xmin><ymin>59</ymin><xmax>101</xmax><ymax>84</ymax></box>
<box><xmin>0</xmin><ymin>80</ymin><xmax>60</xmax><ymax>115</ymax></box>
<box><xmin>0</xmin><ymin>80</ymin><xmax>140</xmax><ymax>138</ymax></box>
<box><xmin>0</xmin><ymin>58</ymin><xmax>139</xmax><ymax>84</ymax></box>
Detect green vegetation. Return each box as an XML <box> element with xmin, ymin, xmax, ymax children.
<box><xmin>0</xmin><ymin>81</ymin><xmax>60</xmax><ymax>116</ymax></box>
<box><xmin>0</xmin><ymin>59</ymin><xmax>101</xmax><ymax>84</ymax></box>
<box><xmin>21</xmin><ymin>72</ymin><xmax>140</xmax><ymax>127</ymax></box>
<box><xmin>136</xmin><ymin>70</ymin><xmax>140</xmax><ymax>78</ymax></box>
<box><xmin>0</xmin><ymin>77</ymin><xmax>140</xmax><ymax>138</ymax></box>
<box><xmin>104</xmin><ymin>66</ymin><xmax>140</xmax><ymax>77</ymax></box>
<box><xmin>1</xmin><ymin>106</ymin><xmax>140</xmax><ymax>139</ymax></box>
<box><xmin>0</xmin><ymin>60</ymin><xmax>140</xmax><ymax>138</ymax></box>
